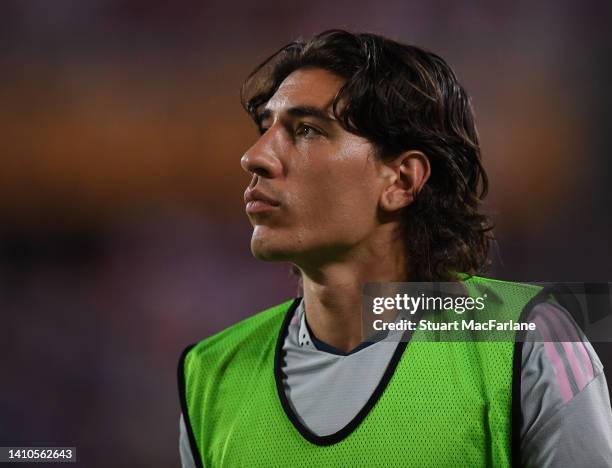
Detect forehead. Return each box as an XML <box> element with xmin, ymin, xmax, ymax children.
<box><xmin>264</xmin><ymin>68</ymin><xmax>345</xmax><ymax>114</ymax></box>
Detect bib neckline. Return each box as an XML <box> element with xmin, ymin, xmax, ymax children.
<box><xmin>273</xmin><ymin>297</ymin><xmax>412</xmax><ymax>446</ymax></box>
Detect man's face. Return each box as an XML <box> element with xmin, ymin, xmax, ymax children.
<box><xmin>241</xmin><ymin>68</ymin><xmax>389</xmax><ymax>268</ymax></box>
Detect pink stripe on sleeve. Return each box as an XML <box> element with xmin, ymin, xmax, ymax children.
<box><xmin>539</xmin><ymin>305</ymin><xmax>589</xmax><ymax>391</ymax></box>
<box><xmin>533</xmin><ymin>316</ymin><xmax>574</xmax><ymax>403</ymax></box>
<box><xmin>545</xmin><ymin>304</ymin><xmax>595</xmax><ymax>383</ymax></box>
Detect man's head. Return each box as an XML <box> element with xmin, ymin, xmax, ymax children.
<box><xmin>240</xmin><ymin>30</ymin><xmax>492</xmax><ymax>282</ymax></box>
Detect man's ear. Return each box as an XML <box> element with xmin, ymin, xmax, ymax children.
<box><xmin>379</xmin><ymin>150</ymin><xmax>431</xmax><ymax>212</ymax></box>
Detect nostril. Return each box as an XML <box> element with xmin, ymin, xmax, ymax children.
<box><xmin>254</xmin><ymin>167</ymin><xmax>270</xmax><ymax>178</ymax></box>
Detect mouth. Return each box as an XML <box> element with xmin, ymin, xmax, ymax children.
<box><xmin>244</xmin><ymin>188</ymin><xmax>281</xmax><ymax>215</ymax></box>
<box><xmin>245</xmin><ymin>199</ymin><xmax>280</xmax><ymax>214</ymax></box>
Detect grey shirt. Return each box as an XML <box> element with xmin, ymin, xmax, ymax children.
<box><xmin>180</xmin><ymin>299</ymin><xmax>612</xmax><ymax>467</ymax></box>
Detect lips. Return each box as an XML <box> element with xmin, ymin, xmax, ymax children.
<box><xmin>244</xmin><ymin>188</ymin><xmax>280</xmax><ymax>214</ymax></box>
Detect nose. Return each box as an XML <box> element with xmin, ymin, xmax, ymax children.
<box><xmin>240</xmin><ymin>128</ymin><xmax>284</xmax><ymax>179</ymax></box>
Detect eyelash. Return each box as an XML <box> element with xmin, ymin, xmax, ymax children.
<box><xmin>258</xmin><ymin>123</ymin><xmax>322</xmax><ymax>138</ymax></box>
<box><xmin>294</xmin><ymin>123</ymin><xmax>320</xmax><ymax>137</ymax></box>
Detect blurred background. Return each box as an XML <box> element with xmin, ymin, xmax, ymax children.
<box><xmin>1</xmin><ymin>0</ymin><xmax>611</xmax><ymax>466</ymax></box>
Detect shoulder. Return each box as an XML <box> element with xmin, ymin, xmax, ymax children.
<box><xmin>520</xmin><ymin>300</ymin><xmax>606</xmax><ymax>435</ymax></box>
<box><xmin>519</xmin><ymin>300</ymin><xmax>612</xmax><ymax>466</ymax></box>
<box><xmin>180</xmin><ymin>298</ymin><xmax>299</xmax><ymax>371</ymax></box>
<box><xmin>465</xmin><ymin>275</ymin><xmax>544</xmax><ymax>300</ymax></box>
<box><xmin>464</xmin><ymin>275</ymin><xmax>546</xmax><ymax>321</ymax></box>
<box><xmin>521</xmin><ymin>300</ymin><xmax>604</xmax><ymax>402</ymax></box>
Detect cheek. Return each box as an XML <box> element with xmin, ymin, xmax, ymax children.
<box><xmin>329</xmin><ymin>151</ymin><xmax>381</xmax><ymax>210</ymax></box>
<box><xmin>293</xmin><ymin>160</ymin><xmax>381</xmax><ymax>231</ymax></box>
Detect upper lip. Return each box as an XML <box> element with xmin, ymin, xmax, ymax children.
<box><xmin>244</xmin><ymin>188</ymin><xmax>280</xmax><ymax>206</ymax></box>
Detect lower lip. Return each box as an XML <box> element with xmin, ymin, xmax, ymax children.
<box><xmin>246</xmin><ymin>200</ymin><xmax>280</xmax><ymax>214</ymax></box>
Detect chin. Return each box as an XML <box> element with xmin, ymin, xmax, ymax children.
<box><xmin>250</xmin><ymin>236</ymin><xmax>292</xmax><ymax>262</ymax></box>
<box><xmin>251</xmin><ymin>245</ymin><xmax>292</xmax><ymax>262</ymax></box>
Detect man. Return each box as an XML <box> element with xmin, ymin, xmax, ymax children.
<box><xmin>178</xmin><ymin>30</ymin><xmax>612</xmax><ymax>467</ymax></box>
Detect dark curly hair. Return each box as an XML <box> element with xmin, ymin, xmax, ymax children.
<box><xmin>241</xmin><ymin>29</ymin><xmax>493</xmax><ymax>282</ymax></box>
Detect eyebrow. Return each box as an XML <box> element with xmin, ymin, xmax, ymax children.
<box><xmin>257</xmin><ymin>105</ymin><xmax>336</xmax><ymax>126</ymax></box>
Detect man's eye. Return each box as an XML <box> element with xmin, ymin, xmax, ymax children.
<box><xmin>295</xmin><ymin>124</ymin><xmax>320</xmax><ymax>137</ymax></box>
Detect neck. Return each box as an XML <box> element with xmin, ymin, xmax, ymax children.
<box><xmin>297</xmin><ymin>225</ymin><xmax>408</xmax><ymax>353</ymax></box>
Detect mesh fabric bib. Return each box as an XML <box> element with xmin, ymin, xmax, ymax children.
<box><xmin>179</xmin><ymin>276</ymin><xmax>543</xmax><ymax>467</ymax></box>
